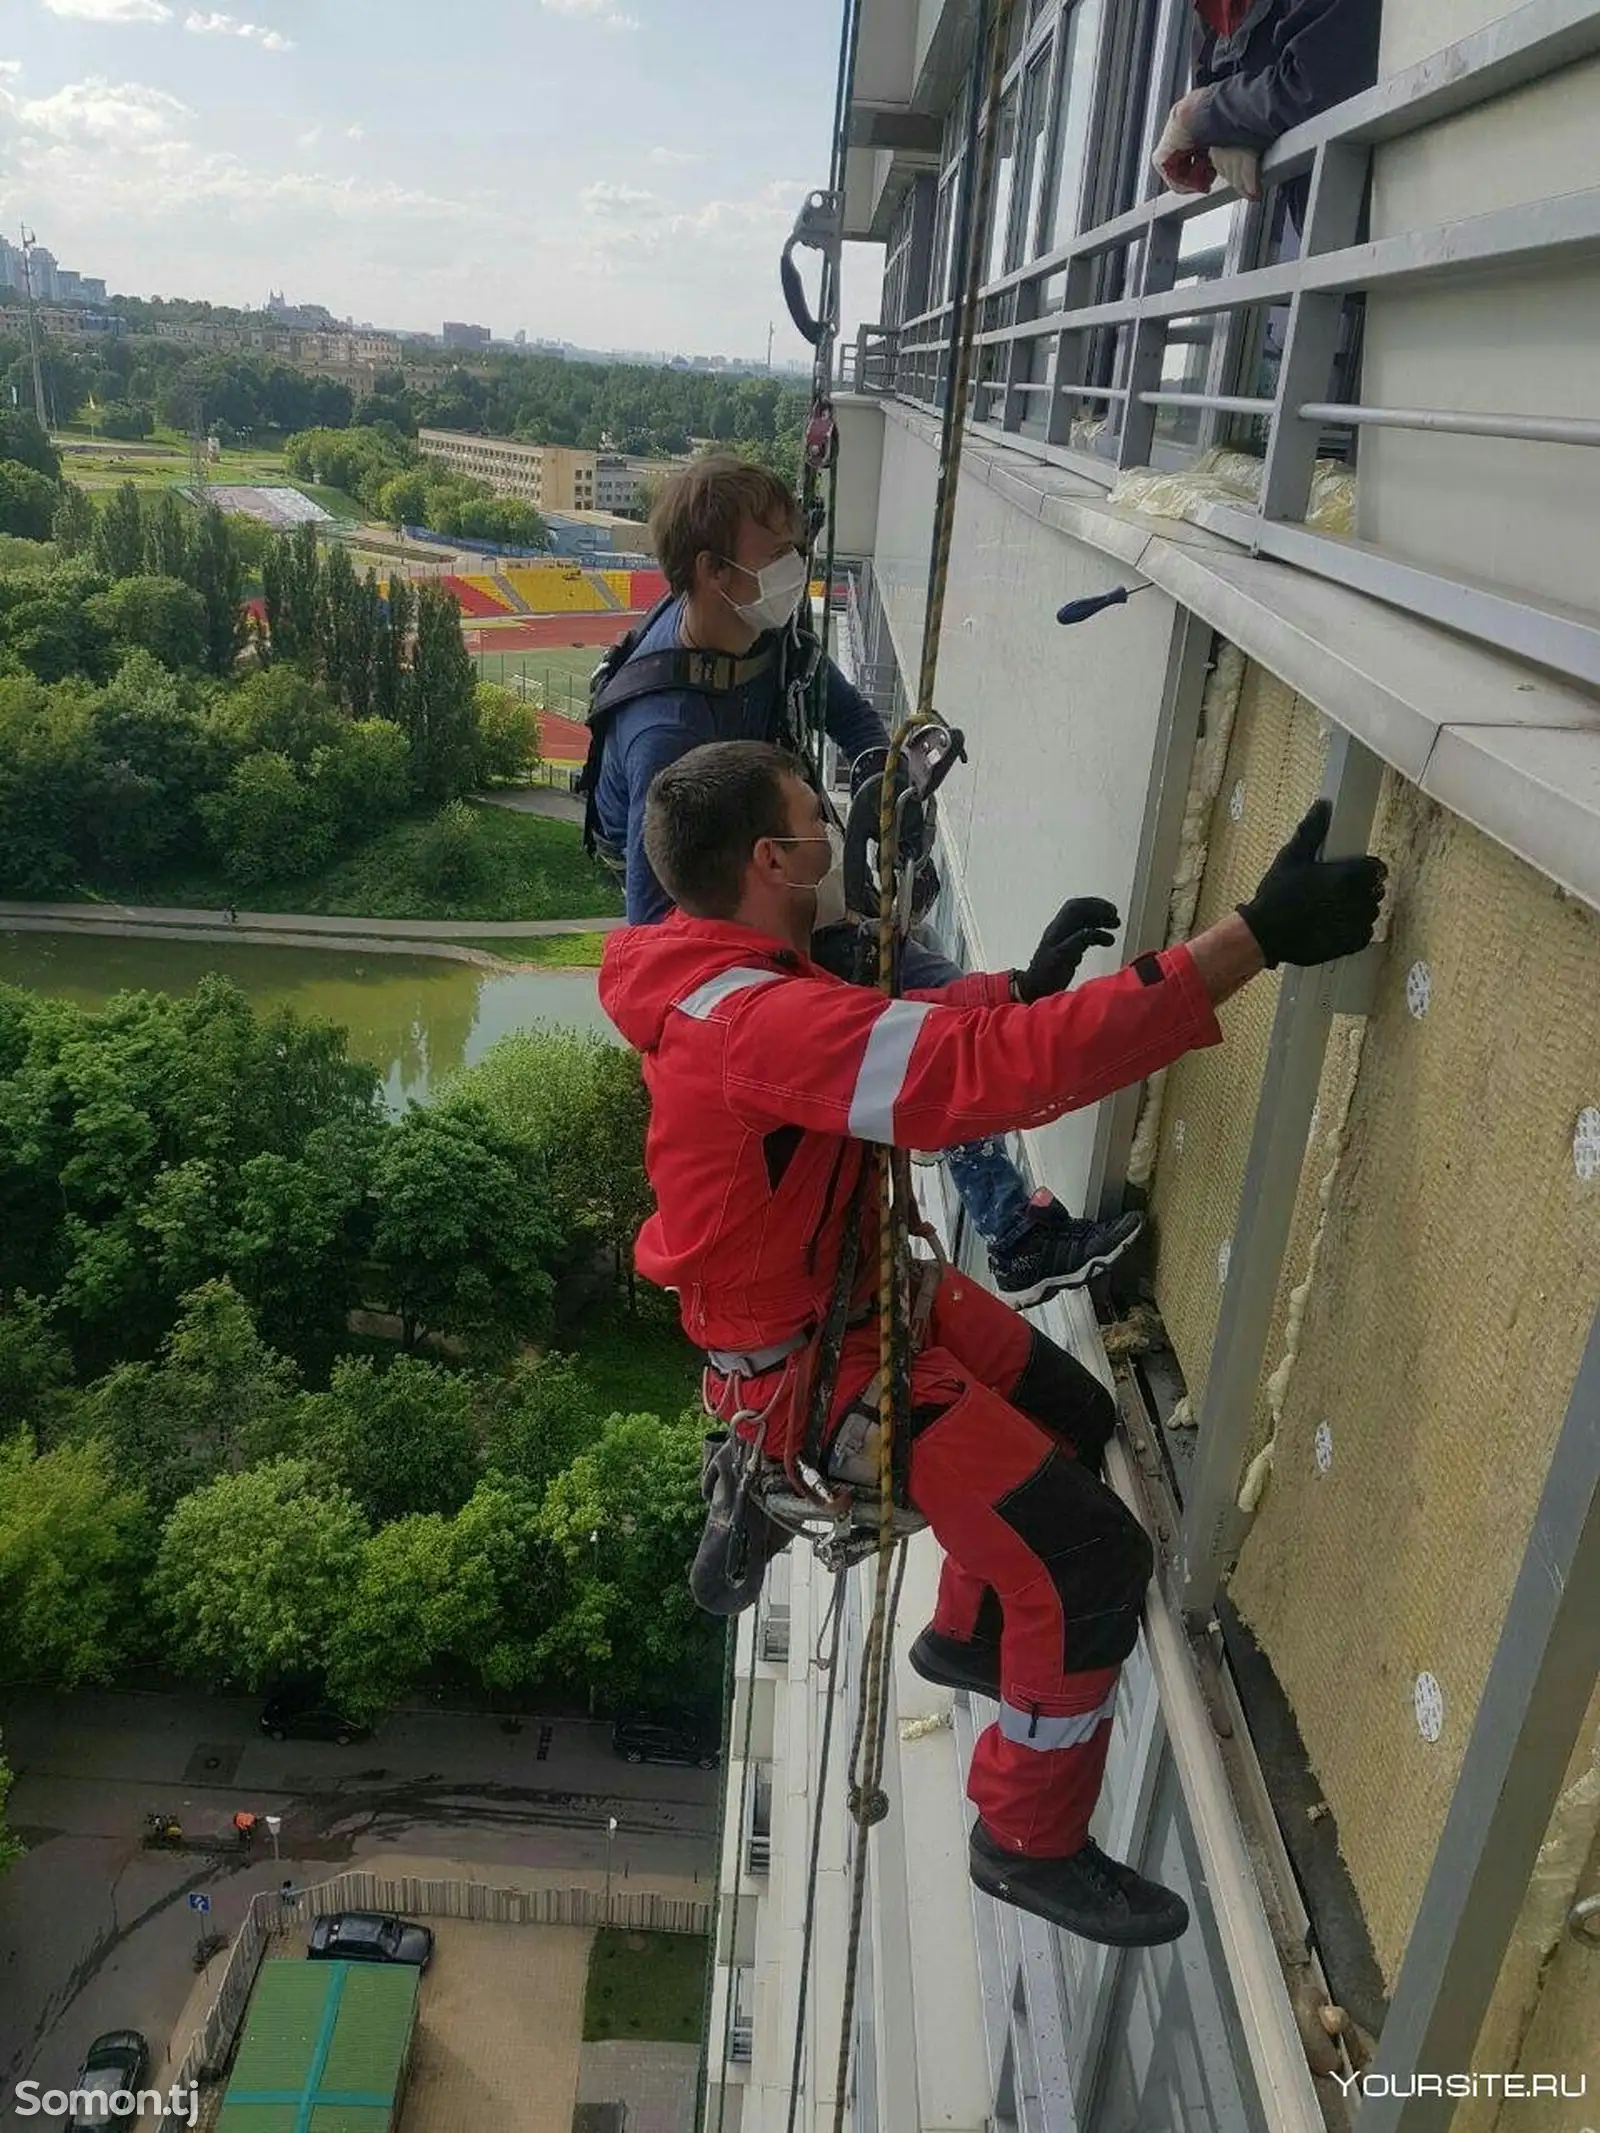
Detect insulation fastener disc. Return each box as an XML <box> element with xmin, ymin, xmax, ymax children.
<box><xmin>1229</xmin><ymin>780</ymin><xmax>1245</xmax><ymax>823</ymax></box>
<box><xmin>1314</xmin><ymin>1421</ymin><xmax>1333</xmax><ymax>1474</ymax></box>
<box><xmin>1216</xmin><ymin>1238</ymin><xmax>1232</xmax><ymax>1286</ymax></box>
<box><xmin>1173</xmin><ymin>1118</ymin><xmax>1187</xmax><ymax>1154</ymax></box>
<box><xmin>1406</xmin><ymin>962</ymin><xmax>1432</xmax><ymax>1019</ymax></box>
<box><xmin>1574</xmin><ymin>1107</ymin><xmax>1600</xmax><ymax>1183</ymax></box>
<box><xmin>1414</xmin><ymin>1672</ymin><xmax>1445</xmax><ymax>1743</ymax></box>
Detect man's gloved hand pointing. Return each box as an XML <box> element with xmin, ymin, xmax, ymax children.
<box><xmin>1015</xmin><ymin>897</ymin><xmax>1121</xmax><ymax>1003</ymax></box>
<box><xmin>1238</xmin><ymin>801</ymin><xmax>1387</xmax><ymax>968</ymax></box>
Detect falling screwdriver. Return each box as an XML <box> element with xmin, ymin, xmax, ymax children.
<box><xmin>1055</xmin><ymin>582</ymin><xmax>1157</xmax><ymax>627</ymax></box>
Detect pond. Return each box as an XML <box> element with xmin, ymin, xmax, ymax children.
<box><xmin>0</xmin><ymin>930</ymin><xmax>618</xmax><ymax>1111</ymax></box>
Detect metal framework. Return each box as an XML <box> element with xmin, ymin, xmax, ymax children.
<box><xmin>851</xmin><ymin>0</ymin><xmax>1600</xmax><ymax>688</ymax></box>
<box><xmin>1358</xmin><ymin>1305</ymin><xmax>1600</xmax><ymax>2133</ymax></box>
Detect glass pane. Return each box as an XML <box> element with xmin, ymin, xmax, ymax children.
<box><xmin>1175</xmin><ymin>201</ymin><xmax>1234</xmax><ymax>286</ymax></box>
<box><xmin>929</xmin><ymin>174</ymin><xmax>956</xmax><ymax>310</ymax></box>
<box><xmin>985</xmin><ymin>88</ymin><xmax>1019</xmax><ymax>285</ymax></box>
<box><xmin>1152</xmin><ymin>312</ymin><xmax>1221</xmax><ymax>448</ymax></box>
<box><xmin>1011</xmin><ymin>44</ymin><xmax>1054</xmax><ymax>268</ymax></box>
<box><xmin>1045</xmin><ymin>0</ymin><xmax>1103</xmax><ymax>253</ymax></box>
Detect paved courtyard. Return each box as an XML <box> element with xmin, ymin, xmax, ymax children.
<box><xmin>401</xmin><ymin>1920</ymin><xmax>593</xmax><ymax>2133</ymax></box>
<box><xmin>577</xmin><ymin>2041</ymin><xmax>700</xmax><ymax>2133</ymax></box>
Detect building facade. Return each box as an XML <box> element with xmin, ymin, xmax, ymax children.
<box><xmin>417</xmin><ymin>430</ymin><xmax>598</xmax><ymax>511</ymax></box>
<box><xmin>702</xmin><ymin>2</ymin><xmax>1600</xmax><ymax>2129</ymax></box>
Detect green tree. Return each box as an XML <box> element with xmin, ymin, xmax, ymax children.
<box><xmin>190</xmin><ymin>501</ymin><xmax>245</xmax><ymax>675</ymax></box>
<box><xmin>472</xmin><ymin>683</ymin><xmax>541</xmax><ymax>785</ymax></box>
<box><xmin>76</xmin><ymin>1279</ymin><xmax>301</xmax><ymax>1510</ymax></box>
<box><xmin>404</xmin><ymin>585</ymin><xmax>480</xmax><ymax>803</ymax></box>
<box><xmin>482</xmin><ymin>1353</ymin><xmax>595</xmax><ymax>1498</ymax></box>
<box><xmin>51</xmin><ymin>482</ymin><xmax>96</xmax><ymax>557</ymax></box>
<box><xmin>0</xmin><ymin>673</ymin><xmax>97</xmax><ymax>890</ymax></box>
<box><xmin>307</xmin><ymin>718</ymin><xmax>412</xmax><ymax>842</ymax></box>
<box><xmin>410</xmin><ymin>799</ymin><xmax>493</xmax><ymax>905</ymax></box>
<box><xmin>0</xmin><ymin>1429</ymin><xmax>150</xmax><ymax>1686</ymax></box>
<box><xmin>79</xmin><ymin>651</ymin><xmax>212</xmax><ymax>877</ymax></box>
<box><xmin>144</xmin><ymin>490</ymin><xmax>194</xmax><ymax>579</ymax></box>
<box><xmin>222</xmin><ymin>1120</ymin><xmax>380</xmax><ymax>1364</ymax></box>
<box><xmin>298</xmin><ymin>1354</ymin><xmax>480</xmax><ymax>1525</ymax></box>
<box><xmin>535</xmin><ymin>1409</ymin><xmax>716</xmax><ymax>1706</ymax></box>
<box><xmin>369</xmin><ymin>1103</ymin><xmax>567</xmax><ymax>1358</ymax></box>
<box><xmin>199</xmin><ymin>749</ymin><xmax>334</xmax><ymax>887</ymax></box>
<box><xmin>154</xmin><ymin>1456</ymin><xmax>369</xmax><ymax>1688</ymax></box>
<box><xmin>85</xmin><ymin>574</ymin><xmax>208</xmax><ymax>673</ymax></box>
<box><xmin>0</xmin><ymin>1293</ymin><xmax>75</xmax><ymax>1440</ymax></box>
<box><xmin>97</xmin><ymin>401</ymin><xmax>152</xmax><ymax>442</ymax></box>
<box><xmin>93</xmin><ymin>482</ymin><xmax>146</xmax><ymax>581</ymax></box>
<box><xmin>210</xmin><ymin>663</ymin><xmax>343</xmax><ymax>765</ymax></box>
<box><xmin>0</xmin><ymin>462</ymin><xmax>59</xmax><ymax>543</ymax></box>
<box><xmin>0</xmin><ymin>409</ymin><xmax>61</xmax><ymax>481</ymax></box>
<box><xmin>461</xmin><ymin>1031</ymin><xmax>651</xmax><ymax>1296</ymax></box>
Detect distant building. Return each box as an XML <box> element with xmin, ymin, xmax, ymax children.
<box><xmin>417</xmin><ymin>429</ymin><xmax>597</xmax><ymax>512</ymax></box>
<box><xmin>442</xmin><ymin>321</ymin><xmax>492</xmax><ymax>351</ymax></box>
<box><xmin>542</xmin><ymin>508</ymin><xmax>656</xmax><ymax>559</ymax></box>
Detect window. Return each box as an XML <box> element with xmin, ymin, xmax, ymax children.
<box><xmin>1043</xmin><ymin>0</ymin><xmax>1103</xmax><ymax>255</ymax></box>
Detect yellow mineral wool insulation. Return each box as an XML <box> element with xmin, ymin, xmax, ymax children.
<box><xmin>1237</xmin><ymin>1020</ymin><xmax>1371</xmax><ymax>1516</ymax></box>
<box><xmin>1126</xmin><ymin>641</ymin><xmax>1247</xmax><ymax>1189</ymax></box>
<box><xmin>1107</xmin><ymin>447</ymin><xmax>1357</xmax><ymax>535</ymax></box>
<box><xmin>1229</xmin><ymin>787</ymin><xmax>1600</xmax><ymax>1981</ymax></box>
<box><xmin>1143</xmin><ymin>670</ymin><xmax>1330</xmax><ymax>1403</ymax></box>
<box><xmin>899</xmin><ymin>1709</ymin><xmax>953</xmax><ymax>1743</ymax></box>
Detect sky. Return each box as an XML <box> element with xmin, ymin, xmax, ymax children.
<box><xmin>0</xmin><ymin>0</ymin><xmax>885</xmax><ymax>362</ymax></box>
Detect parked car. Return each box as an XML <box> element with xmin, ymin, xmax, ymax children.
<box><xmin>260</xmin><ymin>1689</ymin><xmax>368</xmax><ymax>1745</ymax></box>
<box><xmin>70</xmin><ymin>2031</ymin><xmax>149</xmax><ymax>2128</ymax></box>
<box><xmin>307</xmin><ymin>1911</ymin><xmax>434</xmax><ymax>1969</ymax></box>
<box><xmin>611</xmin><ymin>1712</ymin><xmax>720</xmax><ymax>1770</ymax></box>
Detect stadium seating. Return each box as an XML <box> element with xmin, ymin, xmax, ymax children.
<box><xmin>504</xmin><ymin>566</ymin><xmax>608</xmax><ymax>615</ymax></box>
<box><xmin>443</xmin><ymin>573</ymin><xmax>516</xmax><ymax>619</ymax></box>
<box><xmin>600</xmin><ymin>570</ymin><xmax>633</xmax><ymax>606</ymax></box>
<box><xmin>628</xmin><ymin>569</ymin><xmax>670</xmax><ymax>609</ymax></box>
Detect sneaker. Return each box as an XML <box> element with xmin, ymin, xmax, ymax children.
<box><xmin>909</xmin><ymin>1626</ymin><xmax>1001</xmax><ymax>1699</ymax></box>
<box><xmin>991</xmin><ymin>1196</ymin><xmax>1145</xmax><ymax>1308</ymax></box>
<box><xmin>969</xmin><ymin>1820</ymin><xmax>1190</xmax><ymax>1946</ymax></box>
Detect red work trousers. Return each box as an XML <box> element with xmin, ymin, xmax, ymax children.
<box><xmin>827</xmin><ymin>1271</ymin><xmax>1152</xmax><ymax>1858</ymax></box>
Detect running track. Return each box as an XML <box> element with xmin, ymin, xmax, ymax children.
<box><xmin>462</xmin><ymin>612</ymin><xmax>641</xmax><ymax>654</ymax></box>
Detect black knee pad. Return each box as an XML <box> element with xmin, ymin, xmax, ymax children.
<box><xmin>1009</xmin><ymin>1329</ymin><xmax>1118</xmax><ymax>1473</ymax></box>
<box><xmin>997</xmin><ymin>1449</ymin><xmax>1154</xmax><ymax>1673</ymax></box>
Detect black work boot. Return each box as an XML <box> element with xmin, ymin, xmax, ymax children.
<box><xmin>969</xmin><ymin>1820</ymin><xmax>1190</xmax><ymax>1946</ymax></box>
<box><xmin>909</xmin><ymin>1626</ymin><xmax>1001</xmax><ymax>1699</ymax></box>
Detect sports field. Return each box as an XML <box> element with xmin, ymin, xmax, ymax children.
<box><xmin>471</xmin><ymin>635</ymin><xmax>629</xmax><ymax>721</ymax></box>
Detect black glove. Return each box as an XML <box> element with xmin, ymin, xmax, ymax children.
<box><xmin>1015</xmin><ymin>896</ymin><xmax>1121</xmax><ymax>1004</ymax></box>
<box><xmin>1238</xmin><ymin>800</ymin><xmax>1387</xmax><ymax>968</ymax></box>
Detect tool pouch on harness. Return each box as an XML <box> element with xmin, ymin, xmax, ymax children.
<box><xmin>689</xmin><ymin>1429</ymin><xmax>795</xmax><ymax>1617</ymax></box>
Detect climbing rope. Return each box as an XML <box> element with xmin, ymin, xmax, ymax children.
<box><xmin>821</xmin><ymin>0</ymin><xmax>1020</xmax><ymax>2120</ymax></box>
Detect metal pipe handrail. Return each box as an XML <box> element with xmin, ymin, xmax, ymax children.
<box><xmin>1297</xmin><ymin>401</ymin><xmax>1600</xmax><ymax>446</ymax></box>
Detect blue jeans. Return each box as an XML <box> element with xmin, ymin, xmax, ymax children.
<box><xmin>898</xmin><ymin>937</ymin><xmax>1036</xmax><ymax>1251</ymax></box>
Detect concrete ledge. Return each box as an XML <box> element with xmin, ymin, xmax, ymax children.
<box><xmin>871</xmin><ymin>397</ymin><xmax>1600</xmax><ymax>911</ymax></box>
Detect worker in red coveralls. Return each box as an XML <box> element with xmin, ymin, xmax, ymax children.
<box><xmin>599</xmin><ymin>740</ymin><xmax>1384</xmax><ymax>1946</ymax></box>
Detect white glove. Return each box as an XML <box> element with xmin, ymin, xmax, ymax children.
<box><xmin>1151</xmin><ymin>91</ymin><xmax>1217</xmax><ymax>194</ymax></box>
<box><xmin>1212</xmin><ymin>143</ymin><xmax>1261</xmax><ymax>199</ymax></box>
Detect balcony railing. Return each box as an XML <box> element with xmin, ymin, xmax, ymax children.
<box><xmin>847</xmin><ymin>1</ymin><xmax>1600</xmax><ymax>690</ymax></box>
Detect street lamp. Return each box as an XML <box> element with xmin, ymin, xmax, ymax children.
<box><xmin>264</xmin><ymin>1814</ymin><xmax>282</xmax><ymax>1862</ymax></box>
<box><xmin>604</xmin><ymin>1814</ymin><xmax>618</xmax><ymax>1927</ymax></box>
<box><xmin>588</xmin><ymin>1529</ymin><xmax>601</xmax><ymax>1717</ymax></box>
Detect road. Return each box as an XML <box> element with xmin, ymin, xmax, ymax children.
<box><xmin>0</xmin><ymin>1687</ymin><xmax>717</xmax><ymax>2125</ymax></box>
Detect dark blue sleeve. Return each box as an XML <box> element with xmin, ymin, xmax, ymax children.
<box><xmin>820</xmin><ymin>657</ymin><xmax>889</xmax><ymax>766</ymax></box>
<box><xmin>1191</xmin><ymin>0</ymin><xmax>1380</xmax><ymax>149</ymax></box>
<box><xmin>619</xmin><ymin>698</ymin><xmax>715</xmax><ymax>924</ymax></box>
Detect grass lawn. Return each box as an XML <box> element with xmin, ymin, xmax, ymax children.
<box><xmin>561</xmin><ymin>1292</ymin><xmax>700</xmax><ymax>1421</ymax></box>
<box><xmin>582</xmin><ymin>1930</ymin><xmax>709</xmax><ymax>2045</ymax></box>
<box><xmin>458</xmin><ymin>931</ymin><xmax>610</xmax><ymax>968</ymax></box>
<box><xmin>52</xmin><ymin>430</ymin><xmax>362</xmax><ymax>518</ymax></box>
<box><xmin>86</xmin><ymin>803</ymin><xmax>622</xmax><ymax>924</ymax></box>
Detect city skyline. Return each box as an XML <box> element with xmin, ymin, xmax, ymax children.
<box><xmin>1</xmin><ymin>0</ymin><xmax>883</xmax><ymax>366</ymax></box>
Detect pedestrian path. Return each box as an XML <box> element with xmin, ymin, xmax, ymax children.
<box><xmin>0</xmin><ymin>899</ymin><xmax>622</xmax><ymax>939</ymax></box>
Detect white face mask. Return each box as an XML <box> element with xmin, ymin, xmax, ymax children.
<box><xmin>719</xmin><ymin>546</ymin><xmax>808</xmax><ymax>634</ymax></box>
<box><xmin>772</xmin><ymin>826</ymin><xmax>848</xmax><ymax>932</ymax></box>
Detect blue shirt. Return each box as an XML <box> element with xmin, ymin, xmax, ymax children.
<box><xmin>593</xmin><ymin>595</ymin><xmax>889</xmax><ymax>923</ymax></box>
